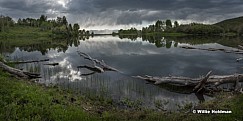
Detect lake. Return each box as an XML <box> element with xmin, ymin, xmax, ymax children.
<box><xmin>1</xmin><ymin>36</ymin><xmax>243</xmax><ymax>110</ymax></box>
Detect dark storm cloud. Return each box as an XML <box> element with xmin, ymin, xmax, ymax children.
<box><xmin>86</xmin><ymin>0</ymin><xmax>242</xmax><ymax>13</ymax></box>
<box><xmin>0</xmin><ymin>0</ymin><xmax>48</xmax><ymax>13</ymax></box>
<box><xmin>1</xmin><ymin>0</ymin><xmax>243</xmax><ymax>29</ymax></box>
<box><xmin>0</xmin><ymin>0</ymin><xmax>65</xmax><ymax>19</ymax></box>
<box><xmin>65</xmin><ymin>0</ymin><xmax>243</xmax><ymax>27</ymax></box>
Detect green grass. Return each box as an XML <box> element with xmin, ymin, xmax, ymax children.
<box><xmin>0</xmin><ymin>26</ymin><xmax>53</xmax><ymax>47</ymax></box>
<box><xmin>0</xmin><ymin>26</ymin><xmax>52</xmax><ymax>38</ymax></box>
<box><xmin>0</xmin><ymin>37</ymin><xmax>52</xmax><ymax>48</ymax></box>
<box><xmin>0</xmin><ymin>70</ymin><xmax>100</xmax><ymax>121</ymax></box>
<box><xmin>0</xmin><ymin>69</ymin><xmax>243</xmax><ymax>121</ymax></box>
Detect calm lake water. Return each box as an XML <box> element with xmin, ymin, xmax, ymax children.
<box><xmin>1</xmin><ymin>36</ymin><xmax>243</xmax><ymax>110</ymax></box>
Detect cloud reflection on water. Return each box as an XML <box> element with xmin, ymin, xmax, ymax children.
<box><xmin>7</xmin><ymin>36</ymin><xmax>243</xmax><ymax>110</ymax></box>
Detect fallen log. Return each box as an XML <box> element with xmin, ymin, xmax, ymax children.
<box><xmin>133</xmin><ymin>75</ymin><xmax>199</xmax><ymax>86</ymax></box>
<box><xmin>206</xmin><ymin>74</ymin><xmax>243</xmax><ymax>86</ymax></box>
<box><xmin>133</xmin><ymin>72</ymin><xmax>243</xmax><ymax>101</ymax></box>
<box><xmin>234</xmin><ymin>74</ymin><xmax>241</xmax><ymax>92</ymax></box>
<box><xmin>7</xmin><ymin>59</ymin><xmax>49</xmax><ymax>64</ymax></box>
<box><xmin>238</xmin><ymin>45</ymin><xmax>243</xmax><ymax>50</ymax></box>
<box><xmin>180</xmin><ymin>46</ymin><xmax>196</xmax><ymax>49</ymax></box>
<box><xmin>133</xmin><ymin>73</ymin><xmax>243</xmax><ymax>87</ymax></box>
<box><xmin>180</xmin><ymin>46</ymin><xmax>243</xmax><ymax>55</ymax></box>
<box><xmin>0</xmin><ymin>61</ymin><xmax>41</xmax><ymax>79</ymax></box>
<box><xmin>44</xmin><ymin>63</ymin><xmax>59</xmax><ymax>66</ymax></box>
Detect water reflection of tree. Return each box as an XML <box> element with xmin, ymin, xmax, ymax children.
<box><xmin>0</xmin><ymin>41</ymin><xmax>16</xmax><ymax>54</ymax></box>
<box><xmin>119</xmin><ymin>35</ymin><xmax>138</xmax><ymax>41</ymax></box>
<box><xmin>1</xmin><ymin>35</ymin><xmax>242</xmax><ymax>55</ymax></box>
<box><xmin>0</xmin><ymin>38</ymin><xmax>81</xmax><ymax>55</ymax></box>
<box><xmin>118</xmin><ymin>35</ymin><xmax>176</xmax><ymax>48</ymax></box>
<box><xmin>118</xmin><ymin>35</ymin><xmax>243</xmax><ymax>48</ymax></box>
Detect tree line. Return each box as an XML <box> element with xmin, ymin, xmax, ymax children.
<box><xmin>170</xmin><ymin>23</ymin><xmax>225</xmax><ymax>35</ymax></box>
<box><xmin>115</xmin><ymin>20</ymin><xmax>180</xmax><ymax>35</ymax></box>
<box><xmin>116</xmin><ymin>18</ymin><xmax>243</xmax><ymax>36</ymax></box>
<box><xmin>0</xmin><ymin>15</ymin><xmax>15</xmax><ymax>32</ymax></box>
<box><xmin>142</xmin><ymin>20</ymin><xmax>179</xmax><ymax>34</ymax></box>
<box><xmin>1</xmin><ymin>15</ymin><xmax>94</xmax><ymax>38</ymax></box>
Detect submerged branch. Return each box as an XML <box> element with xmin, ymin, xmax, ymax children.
<box><xmin>44</xmin><ymin>63</ymin><xmax>59</xmax><ymax>66</ymax></box>
<box><xmin>77</xmin><ymin>65</ymin><xmax>104</xmax><ymax>73</ymax></box>
<box><xmin>180</xmin><ymin>46</ymin><xmax>243</xmax><ymax>54</ymax></box>
<box><xmin>77</xmin><ymin>51</ymin><xmax>121</xmax><ymax>74</ymax></box>
<box><xmin>238</xmin><ymin>45</ymin><xmax>243</xmax><ymax>50</ymax></box>
<box><xmin>80</xmin><ymin>72</ymin><xmax>96</xmax><ymax>76</ymax></box>
<box><xmin>7</xmin><ymin>59</ymin><xmax>49</xmax><ymax>64</ymax></box>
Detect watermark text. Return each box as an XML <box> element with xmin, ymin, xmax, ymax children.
<box><xmin>192</xmin><ymin>109</ymin><xmax>232</xmax><ymax>114</ymax></box>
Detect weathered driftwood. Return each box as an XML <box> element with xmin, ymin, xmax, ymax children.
<box><xmin>0</xmin><ymin>61</ymin><xmax>41</xmax><ymax>79</ymax></box>
<box><xmin>234</xmin><ymin>74</ymin><xmax>243</xmax><ymax>93</ymax></box>
<box><xmin>207</xmin><ymin>74</ymin><xmax>243</xmax><ymax>86</ymax></box>
<box><xmin>180</xmin><ymin>46</ymin><xmax>243</xmax><ymax>54</ymax></box>
<box><xmin>77</xmin><ymin>51</ymin><xmax>121</xmax><ymax>75</ymax></box>
<box><xmin>133</xmin><ymin>73</ymin><xmax>243</xmax><ymax>87</ymax></box>
<box><xmin>77</xmin><ymin>65</ymin><xmax>104</xmax><ymax>73</ymax></box>
<box><xmin>133</xmin><ymin>75</ymin><xmax>198</xmax><ymax>86</ymax></box>
<box><xmin>77</xmin><ymin>51</ymin><xmax>120</xmax><ymax>72</ymax></box>
<box><xmin>238</xmin><ymin>45</ymin><xmax>243</xmax><ymax>50</ymax></box>
<box><xmin>80</xmin><ymin>72</ymin><xmax>96</xmax><ymax>76</ymax></box>
<box><xmin>236</xmin><ymin>58</ymin><xmax>243</xmax><ymax>62</ymax></box>
<box><xmin>193</xmin><ymin>71</ymin><xmax>212</xmax><ymax>93</ymax></box>
<box><xmin>44</xmin><ymin>63</ymin><xmax>59</xmax><ymax>66</ymax></box>
<box><xmin>133</xmin><ymin>72</ymin><xmax>243</xmax><ymax>101</ymax></box>
<box><xmin>7</xmin><ymin>59</ymin><xmax>49</xmax><ymax>64</ymax></box>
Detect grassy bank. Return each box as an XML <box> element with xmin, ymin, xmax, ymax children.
<box><xmin>0</xmin><ymin>69</ymin><xmax>243</xmax><ymax>121</ymax></box>
<box><xmin>0</xmin><ymin>70</ymin><xmax>100</xmax><ymax>121</ymax></box>
<box><xmin>0</xmin><ymin>26</ymin><xmax>53</xmax><ymax>47</ymax></box>
<box><xmin>0</xmin><ymin>26</ymin><xmax>52</xmax><ymax>38</ymax></box>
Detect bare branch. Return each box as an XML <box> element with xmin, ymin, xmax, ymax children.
<box><xmin>77</xmin><ymin>51</ymin><xmax>121</xmax><ymax>73</ymax></box>
<box><xmin>193</xmin><ymin>71</ymin><xmax>212</xmax><ymax>93</ymax></box>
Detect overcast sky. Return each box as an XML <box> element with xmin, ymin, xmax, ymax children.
<box><xmin>0</xmin><ymin>0</ymin><xmax>243</xmax><ymax>30</ymax></box>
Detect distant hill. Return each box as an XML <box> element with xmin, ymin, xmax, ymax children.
<box><xmin>214</xmin><ymin>16</ymin><xmax>243</xmax><ymax>33</ymax></box>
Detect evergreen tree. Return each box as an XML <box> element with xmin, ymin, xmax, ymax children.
<box><xmin>166</xmin><ymin>19</ymin><xmax>172</xmax><ymax>29</ymax></box>
<box><xmin>62</xmin><ymin>16</ymin><xmax>68</xmax><ymax>26</ymax></box>
<box><xmin>174</xmin><ymin>21</ymin><xmax>179</xmax><ymax>28</ymax></box>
